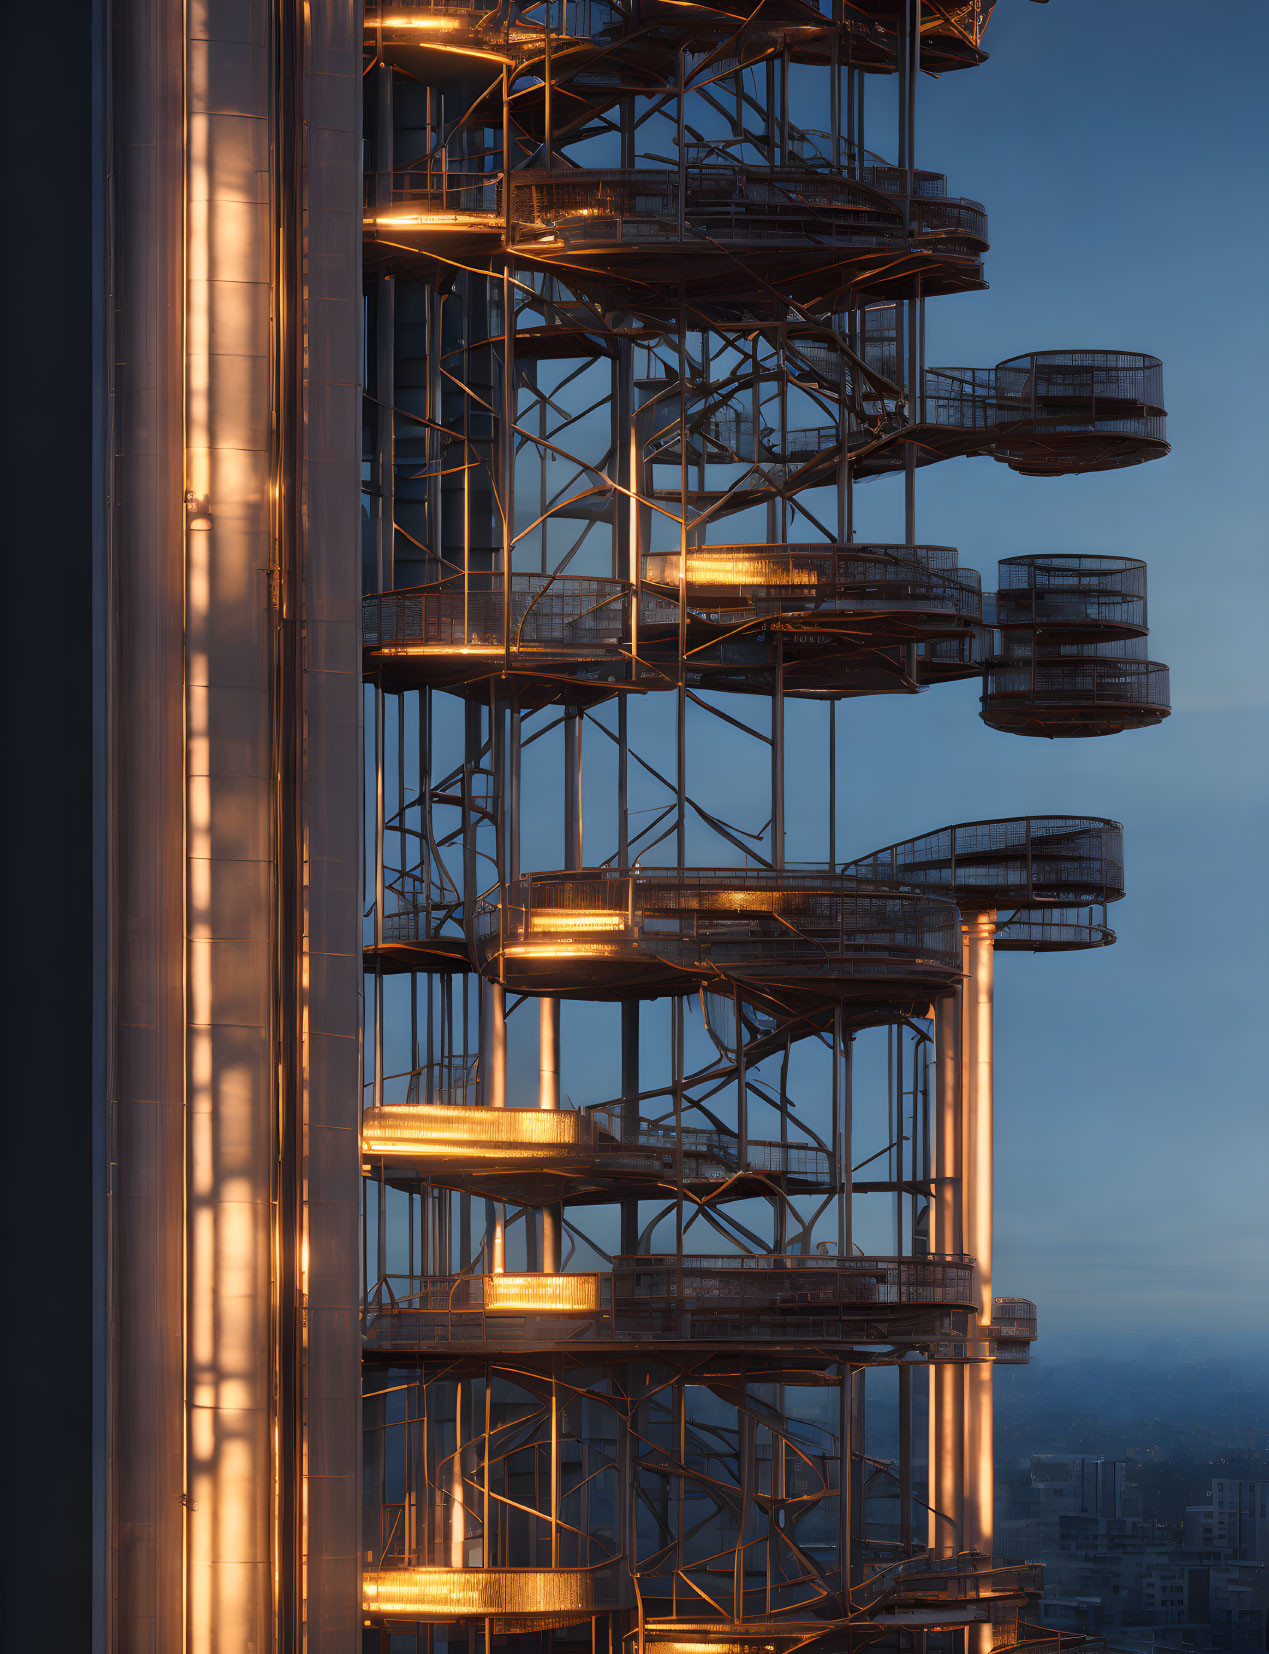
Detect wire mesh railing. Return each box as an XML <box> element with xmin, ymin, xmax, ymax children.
<box><xmin>995</xmin><ymin>554</ymin><xmax>1148</xmax><ymax>639</ymax></box>
<box><xmin>473</xmin><ymin>867</ymin><xmax>964</xmax><ymax>998</ymax></box>
<box><xmin>844</xmin><ymin>816</ymin><xmax>1126</xmax><ymax>909</ymax></box>
<box><xmin>362</xmin><ymin>1252</ymin><xmax>978</xmax><ymax>1348</ymax></box>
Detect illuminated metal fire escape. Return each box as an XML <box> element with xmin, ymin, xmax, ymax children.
<box><xmin>358</xmin><ymin>4</ymin><xmax>1169</xmax><ymax>1652</ymax></box>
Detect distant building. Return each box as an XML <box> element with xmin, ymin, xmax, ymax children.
<box><xmin>1184</xmin><ymin>1482</ymin><xmax>1269</xmax><ymax>1564</ymax></box>
<box><xmin>1014</xmin><ymin>1470</ymin><xmax>1268</xmax><ymax>1654</ymax></box>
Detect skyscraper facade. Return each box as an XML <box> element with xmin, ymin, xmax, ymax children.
<box><xmin>0</xmin><ymin>2</ymin><xmax>1170</xmax><ymax>1651</ymax></box>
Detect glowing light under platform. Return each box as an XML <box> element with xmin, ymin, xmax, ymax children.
<box><xmin>363</xmin><ymin>1566</ymin><xmax>595</xmax><ymax>1619</ymax></box>
<box><xmin>362</xmin><ymin>1103</ymin><xmax>590</xmax><ymax>1157</ymax></box>
<box><xmin>483</xmin><ymin>1272</ymin><xmax>601</xmax><ymax>1313</ymax></box>
<box><xmin>529</xmin><ymin>909</ymin><xmax>625</xmax><ymax>933</ymax></box>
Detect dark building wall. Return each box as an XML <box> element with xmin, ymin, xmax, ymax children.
<box><xmin>0</xmin><ymin>1</ymin><xmax>103</xmax><ymax>1649</ymax></box>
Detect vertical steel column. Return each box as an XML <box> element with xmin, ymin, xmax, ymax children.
<box><xmin>964</xmin><ymin>912</ymin><xmax>996</xmax><ymax>1574</ymax></box>
<box><xmin>930</xmin><ymin>976</ymin><xmax>965</xmax><ymax>1558</ymax></box>
<box><xmin>541</xmin><ymin>706</ymin><xmax>583</xmax><ymax>1269</ymax></box>
<box><xmin>771</xmin><ymin>640</ymin><xmax>785</xmax><ymax>870</ymax></box>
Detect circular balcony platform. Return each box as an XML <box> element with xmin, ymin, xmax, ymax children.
<box><xmin>365</xmin><ymin>0</ymin><xmax>996</xmax><ymax>93</ymax></box>
<box><xmin>363</xmin><ymin>574</ymin><xmax>671</xmax><ymax>704</ymax></box>
<box><xmin>995</xmin><ymin>554</ymin><xmax>1149</xmax><ymax>643</ymax></box>
<box><xmin>642</xmin><ymin>543</ymin><xmax>983</xmax><ymax>645</ymax></box>
<box><xmin>982</xmin><ymin>643</ymin><xmax>1171</xmax><ymax>738</ymax></box>
<box><xmin>991</xmin><ymin>905</ymin><xmax>1116</xmax><ymax>953</ymax></box>
<box><xmin>365</xmin><ymin>165</ymin><xmax>986</xmax><ymax>303</ymax></box>
<box><xmin>474</xmin><ymin>867</ymin><xmax>962</xmax><ymax>1013</ymax></box>
<box><xmin>362</xmin><ymin>568</ymin><xmax>986</xmax><ymax>702</ymax></box>
<box><xmin>899</xmin><ymin>352</ymin><xmax>1169</xmax><ymax>479</ymax></box>
<box><xmin>362</xmin><ymin>1099</ymin><xmax>836</xmax><ymax>1204</ymax></box>
<box><xmin>363</xmin><ymin>1253</ymin><xmax>976</xmax><ymax>1359</ymax></box>
<box><xmin>859</xmin><ymin>1558</ymin><xmax>1043</xmax><ymax>1629</ymax></box>
<box><xmin>844</xmin><ymin>815</ymin><xmax>1125</xmax><ymax>912</ymax></box>
<box><xmin>985</xmin><ymin>1296</ymin><xmax>1040</xmax><ymax>1363</ymax></box>
<box><xmin>989</xmin><ymin>351</ymin><xmax>1169</xmax><ymax>476</ymax></box>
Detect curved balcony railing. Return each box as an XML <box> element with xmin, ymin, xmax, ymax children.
<box><xmin>367</xmin><ymin>0</ymin><xmax>997</xmax><ymax>67</ymax></box>
<box><xmin>363</xmin><ymin>1253</ymin><xmax>977</xmax><ymax>1352</ymax></box>
<box><xmin>926</xmin><ymin>351</ymin><xmax>1168</xmax><ymax>475</ymax></box>
<box><xmin>473</xmin><ymin>867</ymin><xmax>963</xmax><ymax>1006</ymax></box>
<box><xmin>844</xmin><ymin>816</ymin><xmax>1125</xmax><ymax>911</ymax></box>
<box><xmin>860</xmin><ymin>1556</ymin><xmax>1043</xmax><ymax>1623</ymax></box>
<box><xmin>995</xmin><ymin>554</ymin><xmax>1148</xmax><ymax>641</ymax></box>
<box><xmin>367</xmin><ymin>162</ymin><xmax>985</xmax><ymax>295</ymax></box>
<box><xmin>989</xmin><ymin>1296</ymin><xmax>1039</xmax><ymax>1341</ymax></box>
<box><xmin>639</xmin><ymin>405</ymin><xmax>842</xmax><ymax>467</ymax></box>
<box><xmin>982</xmin><ymin>638</ymin><xmax>1171</xmax><ymax>737</ymax></box>
<box><xmin>641</xmin><ymin>543</ymin><xmax>983</xmax><ymax>640</ymax></box>
<box><xmin>992</xmin><ymin>904</ymin><xmax>1116</xmax><ymax>952</ymax></box>
<box><xmin>364</xmin><ymin>574</ymin><xmax>679</xmax><ymax>694</ymax></box>
<box><xmin>361</xmin><ymin>1100</ymin><xmax>835</xmax><ymax>1196</ymax></box>
<box><xmin>508</xmin><ymin>163</ymin><xmax>986</xmax><ymax>246</ymax></box>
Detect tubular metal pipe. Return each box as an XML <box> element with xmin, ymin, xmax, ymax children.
<box><xmin>930</xmin><ymin>980</ymin><xmax>965</xmax><ymax>1556</ymax></box>
<box><xmin>964</xmin><ymin>912</ymin><xmax>996</xmax><ymax>1566</ymax></box>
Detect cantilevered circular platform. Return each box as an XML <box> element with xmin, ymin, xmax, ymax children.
<box><xmin>994</xmin><ymin>553</ymin><xmax>1149</xmax><ymax>643</ymax></box>
<box><xmin>991</xmin><ymin>905</ymin><xmax>1116</xmax><ymax>952</ymax></box>
<box><xmin>988</xmin><ymin>351</ymin><xmax>1169</xmax><ymax>475</ymax></box>
<box><xmin>982</xmin><ymin>645</ymin><xmax>1171</xmax><ymax>738</ymax></box>
<box><xmin>361</xmin><ymin>1099</ymin><xmax>836</xmax><ymax>1204</ymax></box>
<box><xmin>844</xmin><ymin>815</ymin><xmax>1125</xmax><ymax>910</ymax></box>
<box><xmin>362</xmin><ymin>1252</ymin><xmax>977</xmax><ymax>1359</ymax></box>
<box><xmin>363</xmin><ymin>573</ymin><xmax>672</xmax><ymax>702</ymax></box>
<box><xmin>365</xmin><ymin>163</ymin><xmax>987</xmax><ymax>304</ymax></box>
<box><xmin>473</xmin><ymin>867</ymin><xmax>962</xmax><ymax>1010</ymax></box>
<box><xmin>642</xmin><ymin>542</ymin><xmax>983</xmax><ymax>641</ymax></box>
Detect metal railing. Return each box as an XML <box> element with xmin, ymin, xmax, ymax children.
<box><xmin>473</xmin><ymin>867</ymin><xmax>963</xmax><ymax>994</ymax></box>
<box><xmin>996</xmin><ymin>554</ymin><xmax>1148</xmax><ymax>639</ymax></box>
<box><xmin>365</xmin><ymin>573</ymin><xmax>671</xmax><ymax>660</ymax></box>
<box><xmin>992</xmin><ymin>905</ymin><xmax>1116</xmax><ymax>952</ymax></box>
<box><xmin>984</xmin><ymin>657</ymin><xmax>1171</xmax><ymax>714</ymax></box>
<box><xmin>844</xmin><ymin>817</ymin><xmax>1126</xmax><ymax>910</ymax></box>
<box><xmin>362</xmin><ymin>1252</ymin><xmax>978</xmax><ymax>1349</ymax></box>
<box><xmin>642</xmin><ymin>544</ymin><xmax>983</xmax><ymax>625</ymax></box>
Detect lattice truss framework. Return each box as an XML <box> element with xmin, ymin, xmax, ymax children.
<box><xmin>357</xmin><ymin>3</ymin><xmax>1170</xmax><ymax>1650</ymax></box>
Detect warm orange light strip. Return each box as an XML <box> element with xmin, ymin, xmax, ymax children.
<box><xmin>362</xmin><ymin>1103</ymin><xmax>588</xmax><ymax>1154</ymax></box>
<box><xmin>483</xmin><ymin>1273</ymin><xmax>600</xmax><ymax>1313</ymax></box>
<box><xmin>502</xmin><ymin>942</ymin><xmax>621</xmax><ymax>960</ymax></box>
<box><xmin>380</xmin><ymin>15</ymin><xmax>463</xmax><ymax>28</ymax></box>
<box><xmin>363</xmin><ymin>1566</ymin><xmax>595</xmax><ymax>1618</ymax></box>
<box><xmin>529</xmin><ymin>909</ymin><xmax>624</xmax><ymax>933</ymax></box>
<box><xmin>371</xmin><ymin>213</ymin><xmax>496</xmax><ymax>229</ymax></box>
<box><xmin>377</xmin><ymin>642</ymin><xmax>504</xmax><ymax>656</ymax></box>
<box><xmin>647</xmin><ymin>552</ymin><xmax>811</xmax><ymax>589</ymax></box>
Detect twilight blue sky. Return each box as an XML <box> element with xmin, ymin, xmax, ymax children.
<box><xmin>459</xmin><ymin>2</ymin><xmax>1269</xmax><ymax>1365</ymax></box>
<box><xmin>839</xmin><ymin>0</ymin><xmax>1269</xmax><ymax>1359</ymax></box>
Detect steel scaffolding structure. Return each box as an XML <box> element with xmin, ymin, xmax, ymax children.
<box><xmin>359</xmin><ymin>6</ymin><xmax>1169</xmax><ymax>1654</ymax></box>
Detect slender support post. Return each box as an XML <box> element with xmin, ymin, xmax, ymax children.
<box><xmin>564</xmin><ymin>706</ymin><xmax>583</xmax><ymax>868</ymax></box>
<box><xmin>899</xmin><ymin>1361</ymin><xmax>913</xmax><ymax>1554</ymax></box>
<box><xmin>772</xmin><ymin>639</ymin><xmax>785</xmax><ymax>869</ymax></box>
<box><xmin>509</xmin><ymin>698</ymin><xmax>521</xmax><ymax>884</ymax></box>
<box><xmin>930</xmin><ymin>977</ymin><xmax>965</xmax><ymax>1556</ymax></box>
<box><xmin>964</xmin><ymin>912</ymin><xmax>996</xmax><ymax>1571</ymax></box>
<box><xmin>482</xmin><ymin>980</ymin><xmax>507</xmax><ymax>1273</ymax></box>
<box><xmin>376</xmin><ymin>276</ymin><xmax>395</xmax><ymax>590</ymax></box>
<box><xmin>620</xmin><ymin>1003</ymin><xmax>640</xmax><ymax>1255</ymax></box>
<box><xmin>539</xmin><ymin>1000</ymin><xmax>559</xmax><ymax>1113</ymax></box>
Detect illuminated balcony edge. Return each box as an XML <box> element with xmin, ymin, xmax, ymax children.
<box><xmin>363</xmin><ymin>1565</ymin><xmax>596</xmax><ymax>1620</ymax></box>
